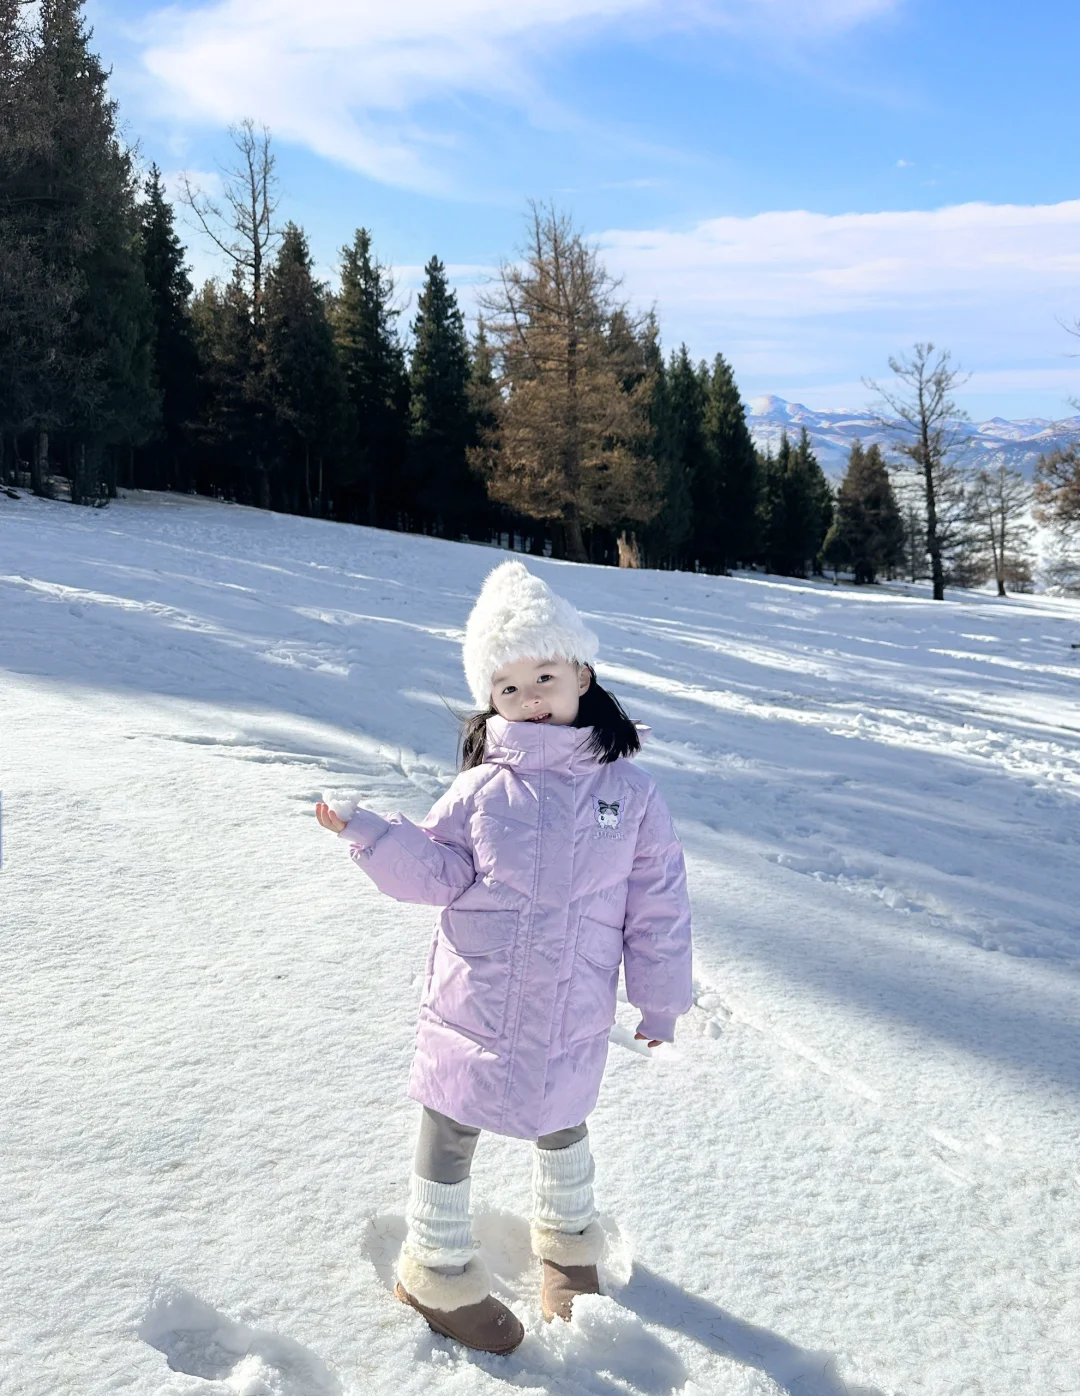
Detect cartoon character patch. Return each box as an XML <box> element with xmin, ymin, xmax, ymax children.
<box><xmin>592</xmin><ymin>795</ymin><xmax>626</xmax><ymax>839</ymax></box>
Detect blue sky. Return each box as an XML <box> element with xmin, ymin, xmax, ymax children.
<box><xmin>91</xmin><ymin>0</ymin><xmax>1080</xmax><ymax>419</ymax></box>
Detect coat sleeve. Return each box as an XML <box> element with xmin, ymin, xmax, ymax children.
<box><xmin>335</xmin><ymin>773</ymin><xmax>482</xmax><ymax>906</ymax></box>
<box><xmin>621</xmin><ymin>782</ymin><xmax>693</xmax><ymax>1043</ymax></box>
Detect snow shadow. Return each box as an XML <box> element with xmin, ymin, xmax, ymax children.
<box><xmin>614</xmin><ymin>1264</ymin><xmax>886</xmax><ymax>1396</ymax></box>
<box><xmin>139</xmin><ymin>1287</ymin><xmax>342</xmax><ymax>1395</ymax></box>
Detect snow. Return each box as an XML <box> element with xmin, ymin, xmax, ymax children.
<box><xmin>2</xmin><ymin>488</ymin><xmax>1080</xmax><ymax>1396</ymax></box>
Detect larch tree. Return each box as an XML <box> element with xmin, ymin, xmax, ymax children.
<box><xmin>476</xmin><ymin>202</ymin><xmax>658</xmax><ymax>564</ymax></box>
<box><xmin>868</xmin><ymin>343</ymin><xmax>970</xmax><ymax>600</ymax></box>
<box><xmin>1034</xmin><ymin>445</ymin><xmax>1080</xmax><ymax>532</ymax></box>
<box><xmin>966</xmin><ymin>463</ymin><xmax>1033</xmax><ymax>596</ymax></box>
<box><xmin>180</xmin><ymin>120</ymin><xmax>281</xmax><ymax>327</ymax></box>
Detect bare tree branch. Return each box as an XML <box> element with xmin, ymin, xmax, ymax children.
<box><xmin>865</xmin><ymin>342</ymin><xmax>971</xmax><ymax>600</ymax></box>
<box><xmin>178</xmin><ymin>119</ymin><xmax>281</xmax><ymax>321</ymax></box>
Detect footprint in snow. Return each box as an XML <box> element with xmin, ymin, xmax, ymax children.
<box><xmin>139</xmin><ymin>1287</ymin><xmax>342</xmax><ymax>1396</ymax></box>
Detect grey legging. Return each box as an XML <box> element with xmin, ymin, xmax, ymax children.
<box><xmin>415</xmin><ymin>1106</ymin><xmax>588</xmax><ymax>1185</ymax></box>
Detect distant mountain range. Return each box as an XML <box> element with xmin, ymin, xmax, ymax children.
<box><xmin>744</xmin><ymin>395</ymin><xmax>1080</xmax><ymax>479</ymax></box>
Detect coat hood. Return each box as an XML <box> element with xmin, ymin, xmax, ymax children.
<box><xmin>482</xmin><ymin>714</ymin><xmax>651</xmax><ymax>775</ymax></box>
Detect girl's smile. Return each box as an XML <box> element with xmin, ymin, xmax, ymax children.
<box><xmin>490</xmin><ymin>655</ymin><xmax>593</xmax><ymax>726</ymax></box>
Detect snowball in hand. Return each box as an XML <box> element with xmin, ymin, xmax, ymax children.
<box><xmin>321</xmin><ymin>791</ymin><xmax>360</xmax><ymax>823</ymax></box>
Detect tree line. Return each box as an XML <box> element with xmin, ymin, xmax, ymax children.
<box><xmin>3</xmin><ymin>0</ymin><xmax>1078</xmax><ymax>596</ymax></box>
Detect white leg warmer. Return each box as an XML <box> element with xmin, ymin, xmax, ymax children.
<box><xmin>530</xmin><ymin>1138</ymin><xmax>604</xmax><ymax>1266</ymax></box>
<box><xmin>401</xmin><ymin>1173</ymin><xmax>478</xmax><ymax>1272</ymax></box>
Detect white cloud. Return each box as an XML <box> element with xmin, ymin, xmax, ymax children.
<box><xmin>599</xmin><ymin>202</ymin><xmax>1080</xmax><ymax>314</ymax></box>
<box><xmin>135</xmin><ymin>0</ymin><xmax>901</xmax><ymax>190</ymax></box>
<box><xmin>595</xmin><ymin>201</ymin><xmax>1080</xmax><ymax>415</ymax></box>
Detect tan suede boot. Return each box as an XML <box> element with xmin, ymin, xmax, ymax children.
<box><xmin>395</xmin><ymin>1254</ymin><xmax>524</xmax><ymax>1355</ymax></box>
<box><xmin>530</xmin><ymin>1219</ymin><xmax>604</xmax><ymax>1322</ymax></box>
<box><xmin>539</xmin><ymin>1258</ymin><xmax>601</xmax><ymax>1322</ymax></box>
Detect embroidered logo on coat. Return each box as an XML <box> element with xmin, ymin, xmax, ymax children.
<box><xmin>592</xmin><ymin>795</ymin><xmax>626</xmax><ymax>839</ymax></box>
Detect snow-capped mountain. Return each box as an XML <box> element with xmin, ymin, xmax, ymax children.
<box><xmin>745</xmin><ymin>394</ymin><xmax>1080</xmax><ymax>478</ymax></box>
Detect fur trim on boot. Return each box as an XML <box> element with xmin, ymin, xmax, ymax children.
<box><xmin>395</xmin><ymin>1254</ymin><xmax>525</xmax><ymax>1355</ymax></box>
<box><xmin>397</xmin><ymin>1252</ymin><xmax>492</xmax><ymax>1312</ymax></box>
<box><xmin>529</xmin><ymin>1218</ymin><xmax>605</xmax><ymax>1267</ymax></box>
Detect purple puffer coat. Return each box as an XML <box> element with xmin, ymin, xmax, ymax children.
<box><xmin>337</xmin><ymin>715</ymin><xmax>693</xmax><ymax>1139</ymax></box>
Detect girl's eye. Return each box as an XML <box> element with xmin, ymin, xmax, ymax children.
<box><xmin>538</xmin><ymin>674</ymin><xmax>553</xmax><ymax>682</ymax></box>
<box><xmin>501</xmin><ymin>685</ymin><xmax>516</xmax><ymax>695</ymax></box>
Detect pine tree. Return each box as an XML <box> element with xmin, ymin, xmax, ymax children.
<box><xmin>333</xmin><ymin>228</ymin><xmax>408</xmax><ymax>526</ymax></box>
<box><xmin>467</xmin><ymin>319</ymin><xmax>500</xmax><ymax>456</ymax></box>
<box><xmin>607</xmin><ymin>308</ymin><xmax>662</xmax><ymax>567</ymax></box>
<box><xmin>138</xmin><ymin>165</ymin><xmax>199</xmax><ymax>492</ymax></box>
<box><xmin>407</xmin><ymin>255</ymin><xmax>483</xmax><ymax>536</ymax></box>
<box><xmin>699</xmin><ymin>353</ymin><xmax>760</xmax><ymax>570</ymax></box>
<box><xmin>16</xmin><ymin>0</ymin><xmax>157</xmax><ymax>504</ymax></box>
<box><xmin>262</xmin><ymin>223</ymin><xmax>344</xmax><ymax>515</ymax></box>
<box><xmin>190</xmin><ymin>270</ymin><xmax>266</xmax><ymax>504</ymax></box>
<box><xmin>1</xmin><ymin>0</ymin><xmax>88</xmax><ymax>493</ymax></box>
<box><xmin>0</xmin><ymin>0</ymin><xmax>51</xmax><ymax>471</ymax></box>
<box><xmin>642</xmin><ymin>345</ymin><xmax>702</xmax><ymax>569</ymax></box>
<box><xmin>759</xmin><ymin>429</ymin><xmax>832</xmax><ymax>576</ymax></box>
<box><xmin>821</xmin><ymin>441</ymin><xmax>904</xmax><ymax>583</ymax></box>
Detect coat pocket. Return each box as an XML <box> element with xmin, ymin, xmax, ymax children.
<box><xmin>429</xmin><ymin>908</ymin><xmax>518</xmax><ymax>1041</ymax></box>
<box><xmin>563</xmin><ymin>915</ymin><xmax>624</xmax><ymax>1044</ymax></box>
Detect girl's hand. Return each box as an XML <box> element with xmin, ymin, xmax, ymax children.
<box><xmin>635</xmin><ymin>1033</ymin><xmax>662</xmax><ymax>1048</ymax></box>
<box><xmin>315</xmin><ymin>801</ymin><xmax>347</xmax><ymax>833</ymax></box>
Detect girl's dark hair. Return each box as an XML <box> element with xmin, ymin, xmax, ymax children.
<box><xmin>458</xmin><ymin>665</ymin><xmax>641</xmax><ymax>771</ymax></box>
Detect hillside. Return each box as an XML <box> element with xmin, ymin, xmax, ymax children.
<box><xmin>2</xmin><ymin>489</ymin><xmax>1079</xmax><ymax>1396</ymax></box>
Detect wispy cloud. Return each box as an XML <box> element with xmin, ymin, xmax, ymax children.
<box><xmin>136</xmin><ymin>0</ymin><xmax>901</xmax><ymax>191</ymax></box>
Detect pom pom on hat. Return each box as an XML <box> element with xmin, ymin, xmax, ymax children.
<box><xmin>463</xmin><ymin>560</ymin><xmax>600</xmax><ymax>708</ymax></box>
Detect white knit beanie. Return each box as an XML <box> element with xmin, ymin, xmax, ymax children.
<box><xmin>462</xmin><ymin>561</ymin><xmax>600</xmax><ymax>708</ymax></box>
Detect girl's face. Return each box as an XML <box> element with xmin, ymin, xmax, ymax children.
<box><xmin>490</xmin><ymin>656</ymin><xmax>592</xmax><ymax>725</ymax></box>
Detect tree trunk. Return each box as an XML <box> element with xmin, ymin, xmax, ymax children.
<box><xmin>256</xmin><ymin>455</ymin><xmax>271</xmax><ymax>510</ymax></box>
<box><xmin>318</xmin><ymin>456</ymin><xmax>324</xmax><ymax>516</ymax></box>
<box><xmin>304</xmin><ymin>444</ymin><xmax>311</xmax><ymax>516</ymax></box>
<box><xmin>32</xmin><ymin>429</ymin><xmax>48</xmax><ymax>497</ymax></box>
<box><xmin>617</xmin><ymin>530</ymin><xmax>641</xmax><ymax>568</ymax></box>
<box><xmin>923</xmin><ymin>457</ymin><xmax>945</xmax><ymax>600</ymax></box>
<box><xmin>562</xmin><ymin>502</ymin><xmax>588</xmax><ymax>563</ymax></box>
<box><xmin>73</xmin><ymin>441</ymin><xmax>86</xmax><ymax>504</ymax></box>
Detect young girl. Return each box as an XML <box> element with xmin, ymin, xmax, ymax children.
<box><xmin>316</xmin><ymin>560</ymin><xmax>692</xmax><ymax>1355</ymax></box>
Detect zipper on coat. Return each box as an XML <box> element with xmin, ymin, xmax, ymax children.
<box><xmin>499</xmin><ymin>729</ymin><xmax>547</xmax><ymax>1133</ymax></box>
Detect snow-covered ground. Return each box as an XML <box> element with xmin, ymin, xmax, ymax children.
<box><xmin>3</xmin><ymin>490</ymin><xmax>1079</xmax><ymax>1396</ymax></box>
